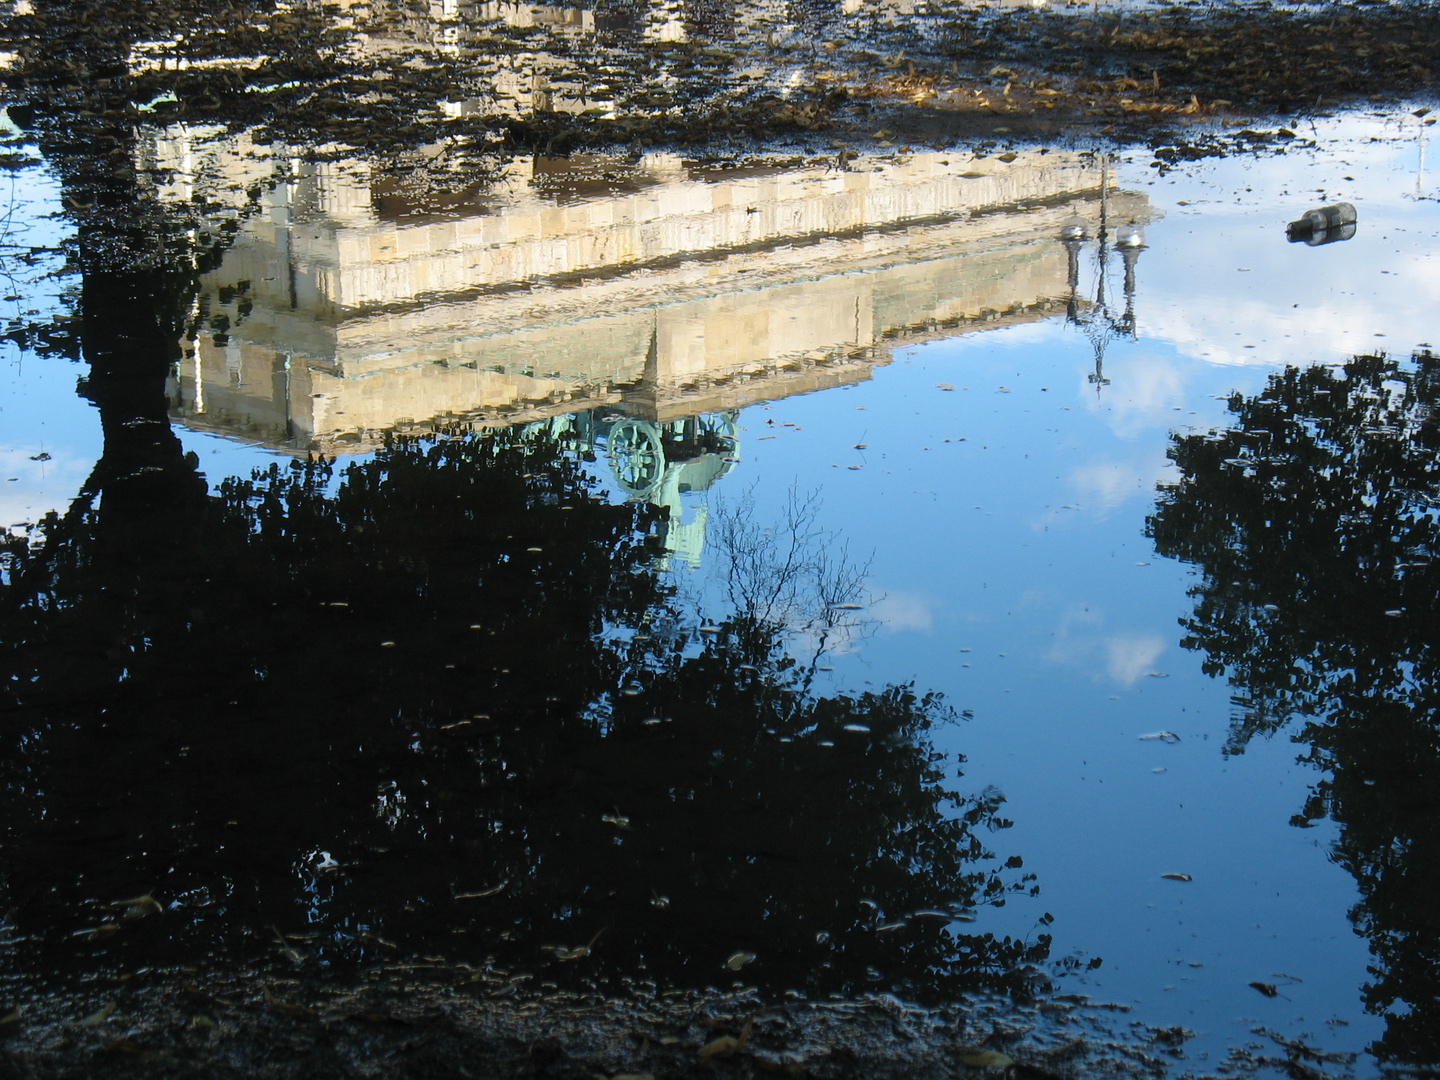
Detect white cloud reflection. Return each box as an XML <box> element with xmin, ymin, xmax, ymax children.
<box><xmin>1046</xmin><ymin>605</ymin><xmax>1167</xmax><ymax>686</ymax></box>
<box><xmin>868</xmin><ymin>589</ymin><xmax>934</xmax><ymax>633</ymax></box>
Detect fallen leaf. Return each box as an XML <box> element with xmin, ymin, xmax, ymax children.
<box><xmin>543</xmin><ymin>926</ymin><xmax>606</xmax><ymax>961</ymax></box>
<box><xmin>698</xmin><ymin>1016</ymin><xmax>753</xmax><ymax>1058</ymax></box>
<box><xmin>454</xmin><ymin>882</ymin><xmax>506</xmax><ymax>900</ymax></box>
<box><xmin>263</xmin><ymin>988</ymin><xmax>318</xmax><ymax>1020</ymax></box>
<box><xmin>699</xmin><ymin>1034</ymin><xmax>742</xmax><ymax>1059</ymax></box>
<box><xmin>111</xmin><ymin>893</ymin><xmax>162</xmax><ymax>920</ymax></box>
<box><xmin>270</xmin><ymin>925</ymin><xmax>305</xmax><ymax>964</ymax></box>
<box><xmin>80</xmin><ymin>1001</ymin><xmax>117</xmax><ymax>1027</ymax></box>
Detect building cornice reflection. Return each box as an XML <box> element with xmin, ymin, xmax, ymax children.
<box><xmin>165</xmin><ymin>145</ymin><xmax>1157</xmax><ymax>459</ymax></box>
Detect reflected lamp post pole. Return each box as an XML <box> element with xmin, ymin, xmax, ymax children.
<box><xmin>1059</xmin><ymin>155</ymin><xmax>1146</xmax><ymax>397</ymax></box>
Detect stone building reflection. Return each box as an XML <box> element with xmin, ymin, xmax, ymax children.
<box><xmin>160</xmin><ymin>139</ymin><xmax>1152</xmax><ymax>560</ymax></box>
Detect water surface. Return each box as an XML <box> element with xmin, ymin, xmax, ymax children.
<box><xmin>2</xmin><ymin>106</ymin><xmax>1438</xmax><ymax>1075</ymax></box>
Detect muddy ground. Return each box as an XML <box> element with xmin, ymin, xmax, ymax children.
<box><xmin>1</xmin><ymin>962</ymin><xmax>1327</xmax><ymax>1080</ymax></box>
<box><xmin>501</xmin><ymin>2</ymin><xmax>1440</xmax><ymax>153</ymax></box>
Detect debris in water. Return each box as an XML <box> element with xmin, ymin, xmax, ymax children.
<box><xmin>1161</xmin><ymin>873</ymin><xmax>1192</xmax><ymax>881</ymax></box>
<box><xmin>71</xmin><ymin>923</ymin><xmax>119</xmax><ymax>941</ymax></box>
<box><xmin>724</xmin><ymin>950</ymin><xmax>756</xmax><ymax>971</ymax></box>
<box><xmin>1249</xmin><ymin>981</ymin><xmax>1279</xmax><ymax>997</ymax></box>
<box><xmin>698</xmin><ymin>1016</ymin><xmax>753</xmax><ymax>1058</ymax></box>
<box><xmin>843</xmin><ymin>723</ymin><xmax>870</xmax><ymax>733</ymax></box>
<box><xmin>1286</xmin><ymin>202</ymin><xmax>1357</xmax><ymax>245</ymax></box>
<box><xmin>80</xmin><ymin>1002</ymin><xmax>117</xmax><ymax>1027</ymax></box>
<box><xmin>543</xmin><ymin>927</ymin><xmax>605</xmax><ymax>961</ymax></box>
<box><xmin>935</xmin><ymin>383</ymin><xmax>955</xmax><ymax>391</ymax></box>
<box><xmin>270</xmin><ymin>925</ymin><xmax>306</xmax><ymax>964</ymax></box>
<box><xmin>454</xmin><ymin>883</ymin><xmax>506</xmax><ymax>900</ymax></box>
<box><xmin>111</xmin><ymin>893</ymin><xmax>162</xmax><ymax>920</ymax></box>
<box><xmin>1138</xmin><ymin>731</ymin><xmax>1181</xmax><ymax>743</ymax></box>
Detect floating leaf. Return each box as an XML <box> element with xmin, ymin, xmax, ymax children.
<box><xmin>725</xmin><ymin>950</ymin><xmax>757</xmax><ymax>970</ymax></box>
<box><xmin>699</xmin><ymin>1035</ymin><xmax>742</xmax><ymax>1059</ymax></box>
<box><xmin>71</xmin><ymin>924</ymin><xmax>119</xmax><ymax>941</ymax></box>
<box><xmin>270</xmin><ymin>925</ymin><xmax>305</xmax><ymax>964</ymax></box>
<box><xmin>454</xmin><ymin>882</ymin><xmax>506</xmax><ymax>900</ymax></box>
<box><xmin>113</xmin><ymin>893</ymin><xmax>163</xmax><ymax>920</ymax></box>
<box><xmin>80</xmin><ymin>1001</ymin><xmax>117</xmax><ymax>1027</ymax></box>
<box><xmin>1138</xmin><ymin>731</ymin><xmax>1180</xmax><ymax>743</ymax></box>
<box><xmin>543</xmin><ymin>927</ymin><xmax>605</xmax><ymax>961</ymax></box>
<box><xmin>698</xmin><ymin>1016</ymin><xmax>753</xmax><ymax>1058</ymax></box>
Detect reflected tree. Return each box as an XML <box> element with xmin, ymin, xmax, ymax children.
<box><xmin>0</xmin><ymin>0</ymin><xmax>1047</xmax><ymax>1012</ymax></box>
<box><xmin>1147</xmin><ymin>351</ymin><xmax>1440</xmax><ymax>1069</ymax></box>
<box><xmin>1</xmin><ymin>427</ymin><xmax>1046</xmax><ymax>1003</ymax></box>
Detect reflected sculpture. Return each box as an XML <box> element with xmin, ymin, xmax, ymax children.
<box><xmin>1148</xmin><ymin>351</ymin><xmax>1440</xmax><ymax>1069</ymax></box>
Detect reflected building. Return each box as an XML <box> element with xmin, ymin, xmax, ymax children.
<box><xmin>159</xmin><ymin>139</ymin><xmax>1152</xmax><ymax>560</ymax></box>
<box><xmin>167</xmin><ymin>146</ymin><xmax>1153</xmax><ymax>452</ymax></box>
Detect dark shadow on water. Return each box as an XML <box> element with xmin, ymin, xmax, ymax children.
<box><xmin>0</xmin><ymin>424</ymin><xmax>1048</xmax><ymax>1006</ymax></box>
<box><xmin>1148</xmin><ymin>351</ymin><xmax>1440</xmax><ymax>1072</ymax></box>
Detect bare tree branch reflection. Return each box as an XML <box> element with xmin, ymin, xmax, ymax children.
<box><xmin>706</xmin><ymin>484</ymin><xmax>874</xmax><ymax>678</ymax></box>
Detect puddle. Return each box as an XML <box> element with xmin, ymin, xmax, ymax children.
<box><xmin>2</xmin><ymin>52</ymin><xmax>1439</xmax><ymax>1077</ymax></box>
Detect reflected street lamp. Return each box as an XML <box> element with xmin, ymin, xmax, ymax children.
<box><xmin>1059</xmin><ymin>156</ymin><xmax>1145</xmax><ymax>397</ymax></box>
